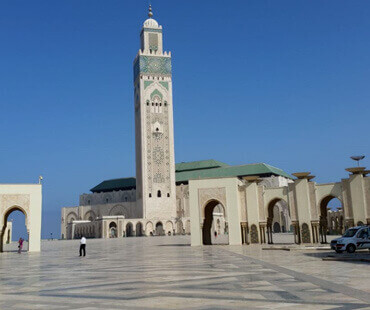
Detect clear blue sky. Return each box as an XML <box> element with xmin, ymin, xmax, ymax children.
<box><xmin>1</xmin><ymin>1</ymin><xmax>369</xmax><ymax>240</ymax></box>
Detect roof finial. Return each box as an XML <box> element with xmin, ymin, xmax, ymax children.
<box><xmin>148</xmin><ymin>4</ymin><xmax>153</xmax><ymax>18</ymax></box>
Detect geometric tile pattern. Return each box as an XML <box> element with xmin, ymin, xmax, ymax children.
<box><xmin>0</xmin><ymin>237</ymin><xmax>369</xmax><ymax>309</ymax></box>
<box><xmin>134</xmin><ymin>56</ymin><xmax>172</xmax><ymax>80</ymax></box>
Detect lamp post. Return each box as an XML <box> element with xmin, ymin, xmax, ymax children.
<box><xmin>350</xmin><ymin>155</ymin><xmax>365</xmax><ymax>167</ymax></box>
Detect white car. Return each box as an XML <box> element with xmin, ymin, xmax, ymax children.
<box><xmin>330</xmin><ymin>226</ymin><xmax>370</xmax><ymax>253</ymax></box>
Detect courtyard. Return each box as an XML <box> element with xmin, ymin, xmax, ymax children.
<box><xmin>0</xmin><ymin>236</ymin><xmax>369</xmax><ymax>309</ymax></box>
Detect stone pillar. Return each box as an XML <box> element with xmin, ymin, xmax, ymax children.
<box><xmin>291</xmin><ymin>221</ymin><xmax>300</xmax><ymax>244</ymax></box>
<box><xmin>244</xmin><ymin>177</ymin><xmax>263</xmax><ymax>244</ymax></box>
<box><xmin>311</xmin><ymin>221</ymin><xmax>319</xmax><ymax>243</ymax></box>
<box><xmin>241</xmin><ymin>222</ymin><xmax>248</xmax><ymax>244</ymax></box>
<box><xmin>259</xmin><ymin>222</ymin><xmax>267</xmax><ymax>244</ymax></box>
<box><xmin>292</xmin><ymin>172</ymin><xmax>316</xmax><ymax>244</ymax></box>
<box><xmin>345</xmin><ymin>167</ymin><xmax>368</xmax><ymax>226</ymax></box>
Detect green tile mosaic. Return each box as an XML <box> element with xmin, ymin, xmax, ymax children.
<box><xmin>134</xmin><ymin>56</ymin><xmax>172</xmax><ymax>80</ymax></box>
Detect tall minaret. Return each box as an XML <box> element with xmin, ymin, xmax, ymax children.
<box><xmin>134</xmin><ymin>6</ymin><xmax>176</xmax><ymax>220</ymax></box>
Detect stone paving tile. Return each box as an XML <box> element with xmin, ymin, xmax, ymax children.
<box><xmin>0</xmin><ymin>236</ymin><xmax>369</xmax><ymax>309</ymax></box>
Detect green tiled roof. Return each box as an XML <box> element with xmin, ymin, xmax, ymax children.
<box><xmin>90</xmin><ymin>161</ymin><xmax>292</xmax><ymax>193</ymax></box>
<box><xmin>175</xmin><ymin>159</ymin><xmax>229</xmax><ymax>172</ymax></box>
<box><xmin>90</xmin><ymin>177</ymin><xmax>136</xmax><ymax>193</ymax></box>
<box><xmin>175</xmin><ymin>163</ymin><xmax>292</xmax><ymax>183</ymax></box>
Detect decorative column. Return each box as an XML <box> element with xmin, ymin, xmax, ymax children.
<box><xmin>311</xmin><ymin>221</ymin><xmax>319</xmax><ymax>243</ymax></box>
<box><xmin>243</xmin><ymin>176</ymin><xmax>264</xmax><ymax>244</ymax></box>
<box><xmin>345</xmin><ymin>167</ymin><xmax>368</xmax><ymax>226</ymax></box>
<box><xmin>292</xmin><ymin>172</ymin><xmax>316</xmax><ymax>245</ymax></box>
<box><xmin>291</xmin><ymin>221</ymin><xmax>300</xmax><ymax>244</ymax></box>
<box><xmin>259</xmin><ymin>222</ymin><xmax>267</xmax><ymax>244</ymax></box>
<box><xmin>240</xmin><ymin>222</ymin><xmax>248</xmax><ymax>244</ymax></box>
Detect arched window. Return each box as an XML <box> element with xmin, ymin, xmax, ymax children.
<box><xmin>149</xmin><ymin>193</ymin><xmax>152</xmax><ymax>198</ymax></box>
<box><xmin>157</xmin><ymin>190</ymin><xmax>161</xmax><ymax>198</ymax></box>
<box><xmin>167</xmin><ymin>193</ymin><xmax>170</xmax><ymax>197</ymax></box>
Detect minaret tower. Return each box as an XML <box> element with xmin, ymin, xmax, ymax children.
<box><xmin>134</xmin><ymin>6</ymin><xmax>176</xmax><ymax>220</ymax></box>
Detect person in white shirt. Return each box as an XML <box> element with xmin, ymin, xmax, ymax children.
<box><xmin>79</xmin><ymin>236</ymin><xmax>86</xmax><ymax>257</ymax></box>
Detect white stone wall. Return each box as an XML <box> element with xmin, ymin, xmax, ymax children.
<box><xmin>79</xmin><ymin>189</ymin><xmax>136</xmax><ymax>206</ymax></box>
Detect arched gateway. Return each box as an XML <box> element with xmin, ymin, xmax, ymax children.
<box><xmin>202</xmin><ymin>200</ymin><xmax>228</xmax><ymax>245</ymax></box>
<box><xmin>0</xmin><ymin>184</ymin><xmax>42</xmax><ymax>253</ymax></box>
<box><xmin>190</xmin><ymin>168</ymin><xmax>369</xmax><ymax>247</ymax></box>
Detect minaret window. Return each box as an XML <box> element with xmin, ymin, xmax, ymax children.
<box><xmin>157</xmin><ymin>190</ymin><xmax>161</xmax><ymax>198</ymax></box>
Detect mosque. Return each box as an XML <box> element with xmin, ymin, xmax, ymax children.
<box><xmin>0</xmin><ymin>6</ymin><xmax>367</xmax><ymax>253</ymax></box>
<box><xmin>60</xmin><ymin>6</ymin><xmax>369</xmax><ymax>246</ymax></box>
<box><xmin>60</xmin><ymin>7</ymin><xmax>293</xmax><ymax>241</ymax></box>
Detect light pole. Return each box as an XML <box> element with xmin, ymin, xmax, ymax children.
<box><xmin>350</xmin><ymin>155</ymin><xmax>365</xmax><ymax>167</ymax></box>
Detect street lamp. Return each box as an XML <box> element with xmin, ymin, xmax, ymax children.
<box><xmin>350</xmin><ymin>155</ymin><xmax>365</xmax><ymax>167</ymax></box>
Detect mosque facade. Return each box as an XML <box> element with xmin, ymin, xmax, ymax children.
<box><xmin>60</xmin><ymin>8</ymin><xmax>294</xmax><ymax>241</ymax></box>
<box><xmin>60</xmin><ymin>7</ymin><xmax>368</xmax><ymax>245</ymax></box>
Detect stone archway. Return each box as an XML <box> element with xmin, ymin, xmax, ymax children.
<box><xmin>84</xmin><ymin>210</ymin><xmax>96</xmax><ymax>221</ymax></box>
<box><xmin>145</xmin><ymin>222</ymin><xmax>154</xmax><ymax>236</ymax></box>
<box><xmin>67</xmin><ymin>212</ymin><xmax>78</xmax><ymax>223</ymax></box>
<box><xmin>165</xmin><ymin>221</ymin><xmax>173</xmax><ymax>235</ymax></box>
<box><xmin>319</xmin><ymin>196</ymin><xmax>343</xmax><ymax>243</ymax></box>
<box><xmin>136</xmin><ymin>222</ymin><xmax>143</xmax><ymax>236</ymax></box>
<box><xmin>126</xmin><ymin>222</ymin><xmax>133</xmax><ymax>237</ymax></box>
<box><xmin>109</xmin><ymin>205</ymin><xmax>128</xmax><ymax>217</ymax></box>
<box><xmin>155</xmin><ymin>222</ymin><xmax>164</xmax><ymax>236</ymax></box>
<box><xmin>109</xmin><ymin>222</ymin><xmax>117</xmax><ymax>238</ymax></box>
<box><xmin>1</xmin><ymin>206</ymin><xmax>28</xmax><ymax>253</ymax></box>
<box><xmin>202</xmin><ymin>200</ymin><xmax>228</xmax><ymax>245</ymax></box>
<box><xmin>266</xmin><ymin>198</ymin><xmax>291</xmax><ymax>244</ymax></box>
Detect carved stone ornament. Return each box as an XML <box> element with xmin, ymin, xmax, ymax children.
<box><xmin>250</xmin><ymin>224</ymin><xmax>259</xmax><ymax>244</ymax></box>
<box><xmin>1</xmin><ymin>194</ymin><xmax>30</xmax><ymax>226</ymax></box>
<box><xmin>198</xmin><ymin>187</ymin><xmax>226</xmax><ymax>213</ymax></box>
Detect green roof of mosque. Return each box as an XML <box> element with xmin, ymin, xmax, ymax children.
<box><xmin>90</xmin><ymin>177</ymin><xmax>136</xmax><ymax>193</ymax></box>
<box><xmin>175</xmin><ymin>162</ymin><xmax>292</xmax><ymax>183</ymax></box>
<box><xmin>175</xmin><ymin>159</ymin><xmax>229</xmax><ymax>172</ymax></box>
<box><xmin>90</xmin><ymin>160</ymin><xmax>292</xmax><ymax>193</ymax></box>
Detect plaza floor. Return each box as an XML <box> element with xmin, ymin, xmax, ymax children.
<box><xmin>0</xmin><ymin>236</ymin><xmax>369</xmax><ymax>309</ymax></box>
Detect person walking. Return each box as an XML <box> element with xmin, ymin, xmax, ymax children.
<box><xmin>18</xmin><ymin>237</ymin><xmax>24</xmax><ymax>254</ymax></box>
<box><xmin>79</xmin><ymin>236</ymin><xmax>86</xmax><ymax>257</ymax></box>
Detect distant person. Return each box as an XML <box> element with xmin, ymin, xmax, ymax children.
<box><xmin>18</xmin><ymin>238</ymin><xmax>24</xmax><ymax>254</ymax></box>
<box><xmin>79</xmin><ymin>236</ymin><xmax>86</xmax><ymax>257</ymax></box>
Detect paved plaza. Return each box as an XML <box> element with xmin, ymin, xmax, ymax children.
<box><xmin>0</xmin><ymin>236</ymin><xmax>369</xmax><ymax>309</ymax></box>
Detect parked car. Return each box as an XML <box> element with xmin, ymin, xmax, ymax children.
<box><xmin>330</xmin><ymin>226</ymin><xmax>370</xmax><ymax>253</ymax></box>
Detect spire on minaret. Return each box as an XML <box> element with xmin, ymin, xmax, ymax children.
<box><xmin>148</xmin><ymin>4</ymin><xmax>153</xmax><ymax>18</ymax></box>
